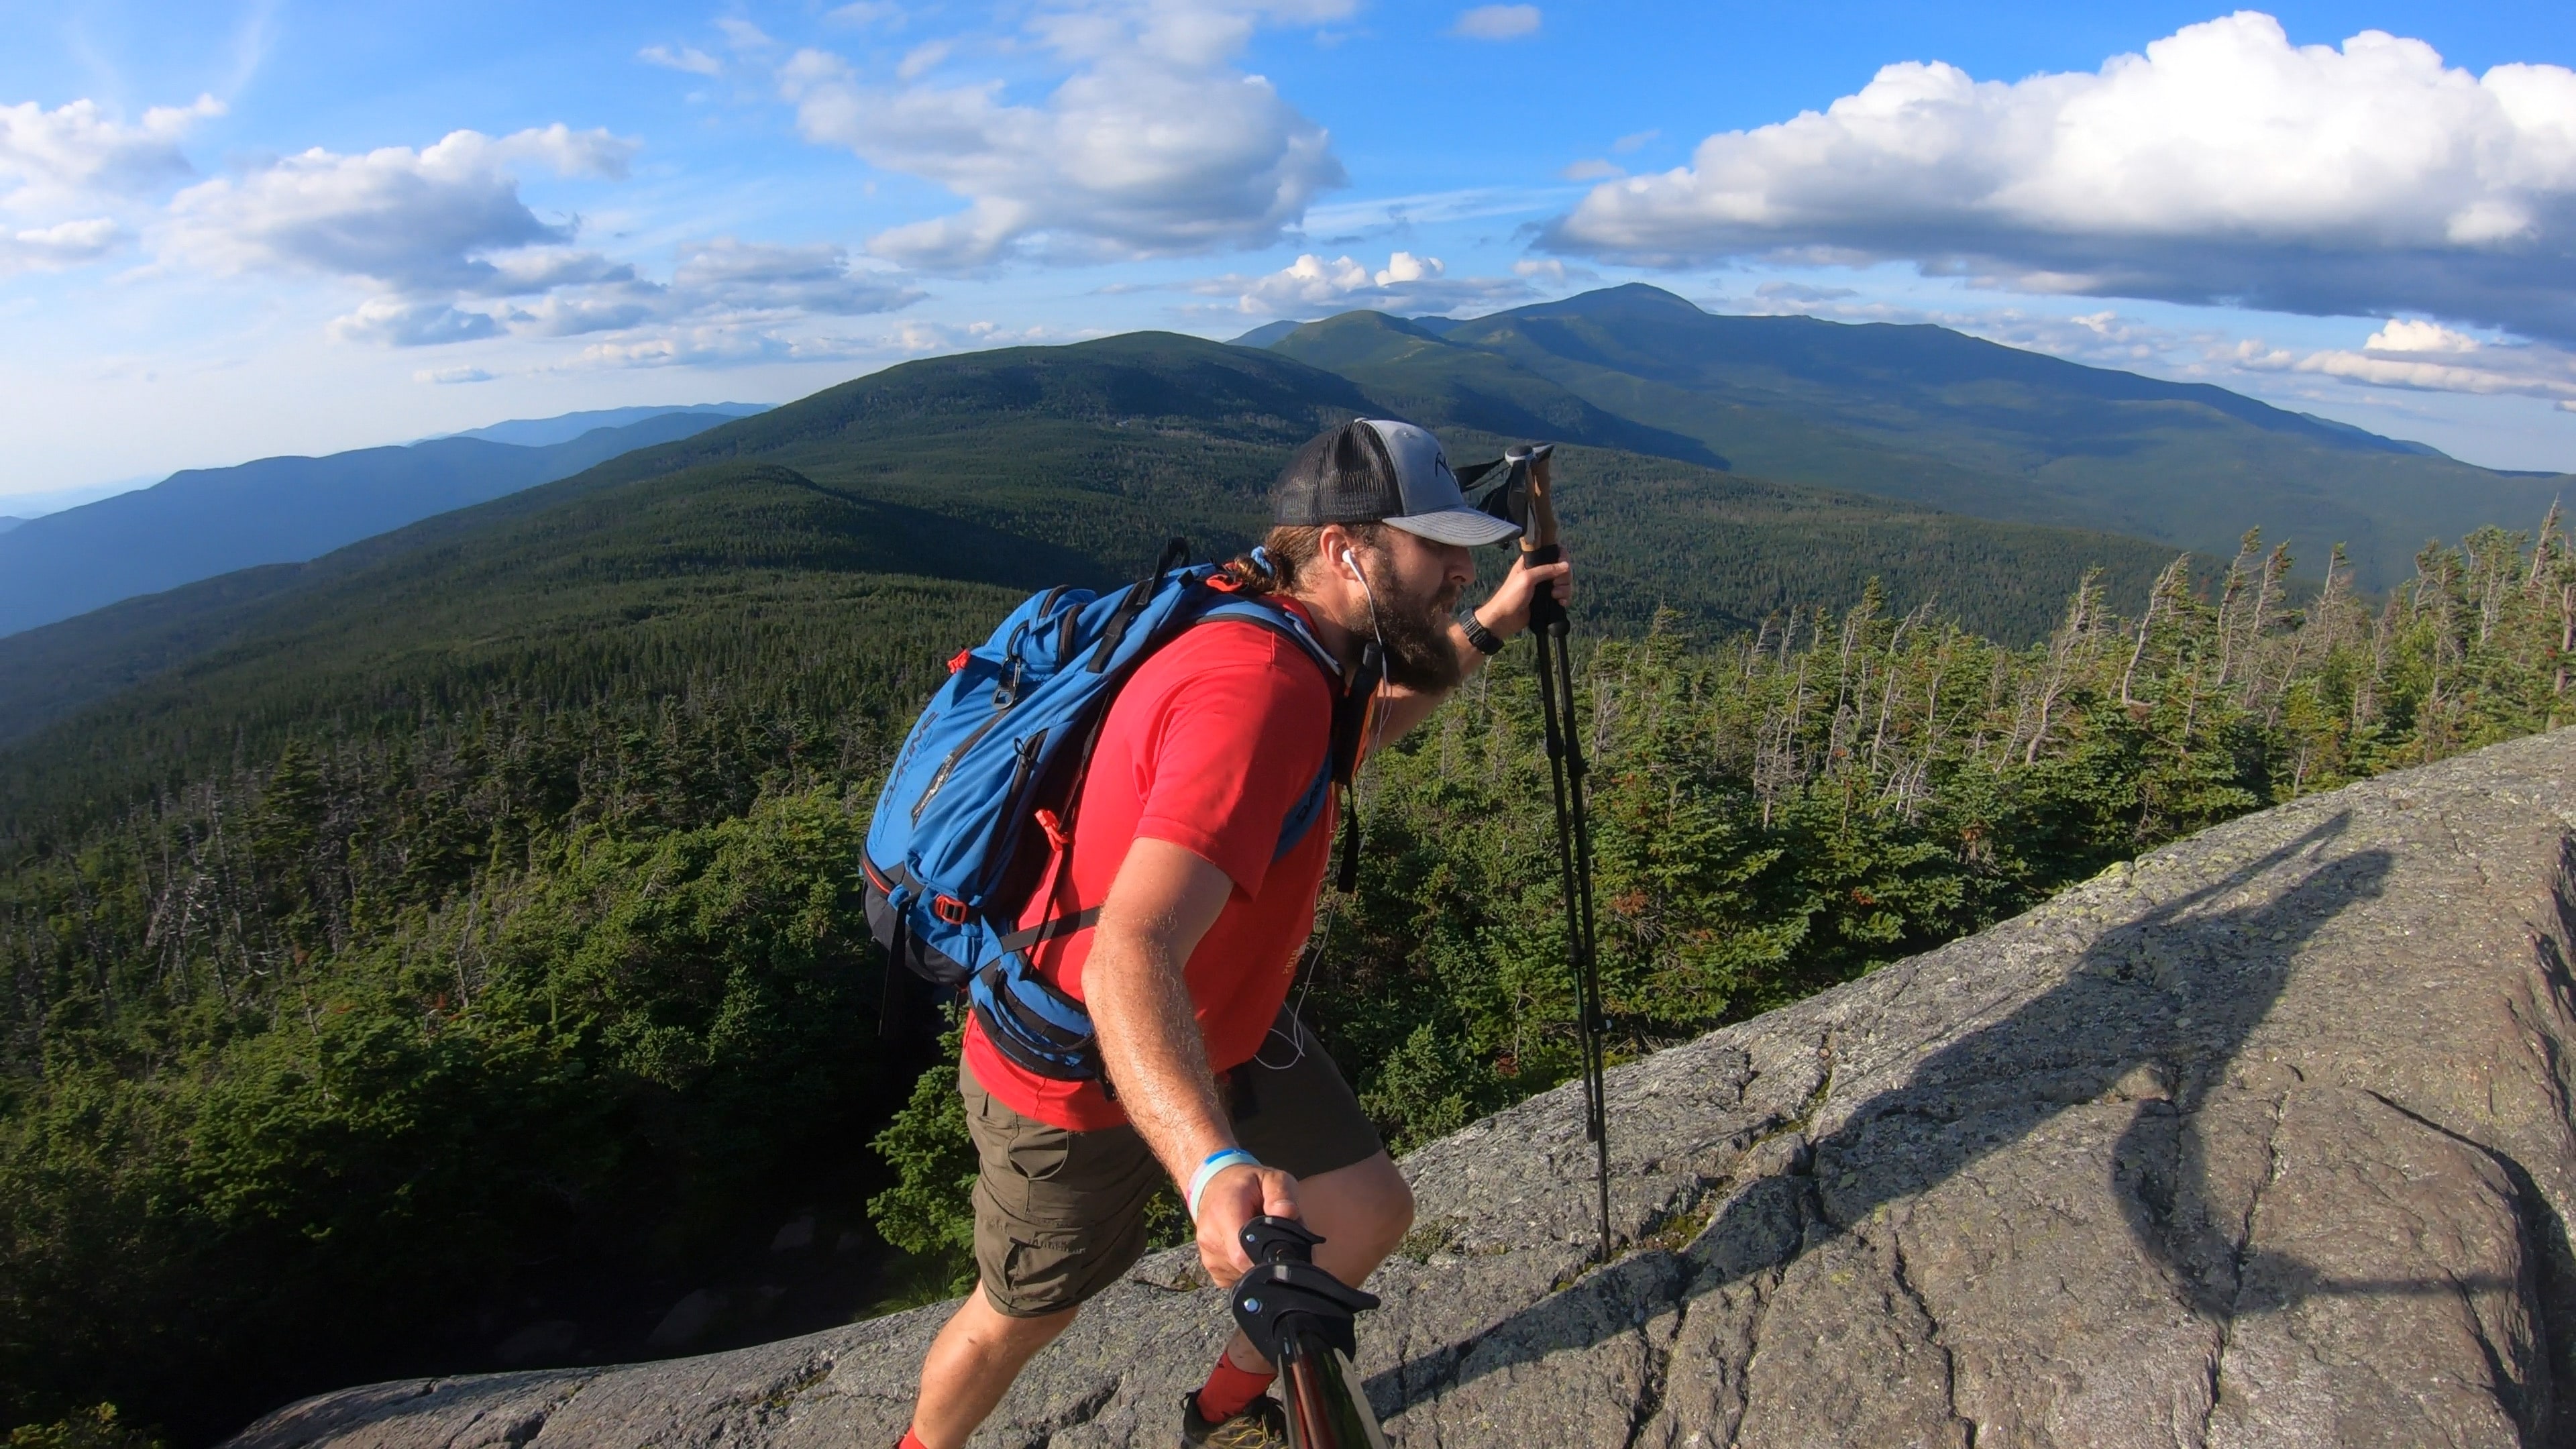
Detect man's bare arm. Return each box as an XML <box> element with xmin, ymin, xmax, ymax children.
<box><xmin>1082</xmin><ymin>837</ymin><xmax>1297</xmax><ymax>1283</ymax></box>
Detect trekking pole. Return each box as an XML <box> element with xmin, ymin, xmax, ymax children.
<box><xmin>1509</xmin><ymin>444</ymin><xmax>1613</xmax><ymax>1266</ymax></box>
<box><xmin>1232</xmin><ymin>1217</ymin><xmax>1389</xmax><ymax>1449</ymax></box>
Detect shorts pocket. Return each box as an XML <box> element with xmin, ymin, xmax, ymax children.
<box><xmin>963</xmin><ymin>1066</ymin><xmax>1073</xmax><ymax>1182</ymax></box>
<box><xmin>1002</xmin><ymin>1124</ymin><xmax>1072</xmax><ymax>1183</ymax></box>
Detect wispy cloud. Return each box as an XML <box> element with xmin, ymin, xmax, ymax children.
<box><xmin>715</xmin><ymin>18</ymin><xmax>777</xmax><ymax>53</ymax></box>
<box><xmin>1450</xmin><ymin>5</ymin><xmax>1540</xmax><ymax>40</ymax></box>
<box><xmin>639</xmin><ymin>44</ymin><xmax>724</xmax><ymax>76</ymax></box>
<box><xmin>1302</xmin><ymin>184</ymin><xmax>1572</xmax><ymax>235</ymax></box>
<box><xmin>222</xmin><ymin>0</ymin><xmax>283</xmax><ymax>98</ymax></box>
<box><xmin>551</xmin><ymin>315</ymin><xmax>1071</xmax><ymax>372</ymax></box>
<box><xmin>825</xmin><ymin>1</ymin><xmax>907</xmax><ymax>28</ymax></box>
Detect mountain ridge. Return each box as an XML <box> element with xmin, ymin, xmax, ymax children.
<box><xmin>0</xmin><ymin>330</ymin><xmax>2178</xmax><ymax>819</ymax></box>
<box><xmin>1257</xmin><ymin>284</ymin><xmax>2571</xmax><ymax>589</ymax></box>
<box><xmin>431</xmin><ymin>402</ymin><xmax>770</xmax><ymax>448</ymax></box>
<box><xmin>0</xmin><ymin>409</ymin><xmax>751</xmax><ymax>640</ymax></box>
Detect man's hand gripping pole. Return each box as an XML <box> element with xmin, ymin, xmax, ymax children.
<box><xmin>1230</xmin><ymin>1217</ymin><xmax>1388</xmax><ymax>1449</ymax></box>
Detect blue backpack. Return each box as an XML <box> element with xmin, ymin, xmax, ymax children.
<box><xmin>861</xmin><ymin>544</ymin><xmax>1360</xmax><ymax>1081</ymax></box>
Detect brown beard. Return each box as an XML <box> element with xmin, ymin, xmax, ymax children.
<box><xmin>1360</xmin><ymin>553</ymin><xmax>1464</xmax><ymax>692</ymax></box>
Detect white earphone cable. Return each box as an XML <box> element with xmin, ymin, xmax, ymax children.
<box><xmin>1257</xmin><ymin>543</ymin><xmax>1395</xmax><ymax>1071</ymax></box>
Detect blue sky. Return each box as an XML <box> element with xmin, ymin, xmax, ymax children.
<box><xmin>5</xmin><ymin>1</ymin><xmax>2575</xmax><ymax>510</ymax></box>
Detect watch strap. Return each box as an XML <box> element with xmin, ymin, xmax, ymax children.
<box><xmin>1459</xmin><ymin>612</ymin><xmax>1505</xmax><ymax>656</ymax></box>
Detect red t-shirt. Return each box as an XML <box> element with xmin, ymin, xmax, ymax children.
<box><xmin>962</xmin><ymin>600</ymin><xmax>1338</xmax><ymax>1130</ymax></box>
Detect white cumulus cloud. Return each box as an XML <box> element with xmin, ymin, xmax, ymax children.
<box><xmin>1208</xmin><ymin>250</ymin><xmax>1537</xmax><ymax>316</ymax></box>
<box><xmin>0</xmin><ymin>95</ymin><xmax>221</xmax><ymax>212</ymax></box>
<box><xmin>2237</xmin><ymin>317</ymin><xmax>2576</xmax><ymax>403</ymax></box>
<box><xmin>330</xmin><ymin>297</ymin><xmax>504</xmax><ymax>346</ymax></box>
<box><xmin>669</xmin><ymin>237</ymin><xmax>920</xmax><ymax>315</ymax></box>
<box><xmin>0</xmin><ymin>217</ymin><xmax>123</xmax><ymax>274</ymax></box>
<box><xmin>158</xmin><ymin>122</ymin><xmax>920</xmax><ymax>354</ymax></box>
<box><xmin>166</xmin><ymin>125</ymin><xmax>636</xmax><ymax>293</ymax></box>
<box><xmin>1450</xmin><ymin>5</ymin><xmax>1540</xmax><ymax>40</ymax></box>
<box><xmin>0</xmin><ymin>94</ymin><xmax>223</xmax><ymax>270</ymax></box>
<box><xmin>498</xmin><ymin>240</ymin><xmax>921</xmax><ymax>340</ymax></box>
<box><xmin>1547</xmin><ymin>13</ymin><xmax>2576</xmax><ymax>342</ymax></box>
<box><xmin>781</xmin><ymin>0</ymin><xmax>1352</xmax><ymax>269</ymax></box>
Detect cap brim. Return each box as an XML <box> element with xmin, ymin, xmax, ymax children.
<box><xmin>1387</xmin><ymin>507</ymin><xmax>1523</xmax><ymax>547</ymax></box>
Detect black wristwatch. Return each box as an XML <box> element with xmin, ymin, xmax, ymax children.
<box><xmin>1458</xmin><ymin>611</ymin><xmax>1506</xmax><ymax>656</ymax></box>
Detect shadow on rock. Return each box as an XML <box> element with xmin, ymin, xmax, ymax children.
<box><xmin>1374</xmin><ymin>810</ymin><xmax>2435</xmax><ymax>1408</ymax></box>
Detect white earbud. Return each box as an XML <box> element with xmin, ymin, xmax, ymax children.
<box><xmin>1340</xmin><ymin>545</ymin><xmax>1384</xmax><ymax>622</ymax></box>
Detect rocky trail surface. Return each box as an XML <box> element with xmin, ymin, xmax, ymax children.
<box><xmin>230</xmin><ymin>728</ymin><xmax>2576</xmax><ymax>1447</ymax></box>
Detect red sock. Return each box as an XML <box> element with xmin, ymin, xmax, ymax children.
<box><xmin>1194</xmin><ymin>1352</ymin><xmax>1278</xmax><ymax>1422</ymax></box>
<box><xmin>897</xmin><ymin>1430</ymin><xmax>929</xmax><ymax>1449</ymax></box>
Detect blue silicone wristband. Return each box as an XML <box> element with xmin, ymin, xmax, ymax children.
<box><xmin>1186</xmin><ymin>1148</ymin><xmax>1261</xmax><ymax>1220</ymax></box>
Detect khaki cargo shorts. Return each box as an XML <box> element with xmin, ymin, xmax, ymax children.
<box><xmin>962</xmin><ymin>1007</ymin><xmax>1383</xmax><ymax>1318</ymax></box>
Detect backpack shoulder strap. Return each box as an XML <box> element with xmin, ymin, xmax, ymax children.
<box><xmin>1198</xmin><ymin>596</ymin><xmax>1341</xmax><ymax>682</ymax></box>
<box><xmin>1192</xmin><ymin>595</ymin><xmax>1347</xmax><ymax>863</ymax></box>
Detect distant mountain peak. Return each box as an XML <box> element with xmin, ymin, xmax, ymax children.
<box><xmin>1228</xmin><ymin>319</ymin><xmax>1303</xmax><ymax>348</ymax></box>
<box><xmin>431</xmin><ymin>403</ymin><xmax>771</xmax><ymax>451</ymax></box>
<box><xmin>1546</xmin><ymin>281</ymin><xmax>1704</xmax><ymax>314</ymax></box>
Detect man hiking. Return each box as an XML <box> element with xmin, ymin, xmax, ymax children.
<box><xmin>892</xmin><ymin>419</ymin><xmax>1574</xmax><ymax>1449</ymax></box>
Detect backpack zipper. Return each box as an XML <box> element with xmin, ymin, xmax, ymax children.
<box><xmin>984</xmin><ymin>730</ymin><xmax>1048</xmax><ymax>857</ymax></box>
<box><xmin>912</xmin><ymin>696</ymin><xmax>1020</xmax><ymax>823</ymax></box>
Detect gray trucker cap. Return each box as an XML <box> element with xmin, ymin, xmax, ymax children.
<box><xmin>1270</xmin><ymin>419</ymin><xmax>1523</xmax><ymax>547</ymax></box>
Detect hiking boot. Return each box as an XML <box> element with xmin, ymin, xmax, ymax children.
<box><xmin>1181</xmin><ymin>1389</ymin><xmax>1290</xmax><ymax>1448</ymax></box>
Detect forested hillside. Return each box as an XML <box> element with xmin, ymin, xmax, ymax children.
<box><xmin>1261</xmin><ymin>285</ymin><xmax>2573</xmax><ymax>591</ymax></box>
<box><xmin>0</xmin><ymin>409</ymin><xmax>758</xmax><ymax>640</ymax></box>
<box><xmin>3</xmin><ymin>329</ymin><xmax>2563</xmax><ymax>1444</ymax></box>
<box><xmin>0</xmin><ymin>333</ymin><xmax>2169</xmax><ymax>767</ymax></box>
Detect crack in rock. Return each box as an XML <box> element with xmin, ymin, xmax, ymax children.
<box><xmin>1884</xmin><ymin>1232</ymin><xmax>1977</xmax><ymax>1449</ymax></box>
<box><xmin>2197</xmin><ymin>1089</ymin><xmax>2289</xmax><ymax>1446</ymax></box>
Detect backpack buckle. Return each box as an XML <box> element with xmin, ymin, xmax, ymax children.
<box><xmin>1034</xmin><ymin>808</ymin><xmax>1070</xmax><ymax>853</ymax></box>
<box><xmin>931</xmin><ymin>894</ymin><xmax>973</xmax><ymax>926</ymax></box>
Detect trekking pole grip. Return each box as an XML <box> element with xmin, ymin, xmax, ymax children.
<box><xmin>1519</xmin><ymin>544</ymin><xmax>1567</xmax><ymax>631</ymax></box>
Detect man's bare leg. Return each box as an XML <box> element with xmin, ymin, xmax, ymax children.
<box><xmin>1217</xmin><ymin>1150</ymin><xmax>1414</xmax><ymax>1373</ymax></box>
<box><xmin>908</xmin><ymin>1289</ymin><xmax>1077</xmax><ymax>1448</ymax></box>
